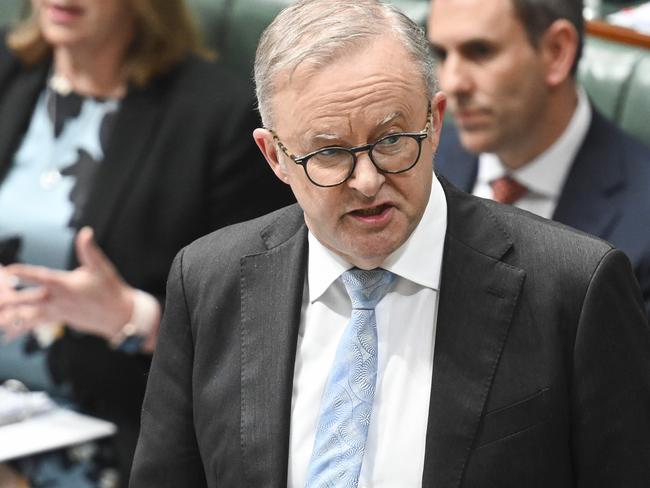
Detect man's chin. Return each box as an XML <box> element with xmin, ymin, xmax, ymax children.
<box><xmin>341</xmin><ymin>234</ymin><xmax>406</xmax><ymax>270</ymax></box>
<box><xmin>457</xmin><ymin>128</ymin><xmax>499</xmax><ymax>155</ymax></box>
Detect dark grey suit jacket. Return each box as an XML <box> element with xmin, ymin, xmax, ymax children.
<box><xmin>436</xmin><ymin>109</ymin><xmax>650</xmax><ymax>318</ymax></box>
<box><xmin>131</xmin><ymin>178</ymin><xmax>650</xmax><ymax>487</ymax></box>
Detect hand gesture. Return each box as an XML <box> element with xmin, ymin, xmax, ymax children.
<box><xmin>0</xmin><ymin>227</ymin><xmax>134</xmax><ymax>342</ymax></box>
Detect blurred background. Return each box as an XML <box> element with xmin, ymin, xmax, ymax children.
<box><xmin>3</xmin><ymin>0</ymin><xmax>647</xmax><ymax>146</ymax></box>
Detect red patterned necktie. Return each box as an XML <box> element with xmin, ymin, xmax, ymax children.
<box><xmin>490</xmin><ymin>176</ymin><xmax>528</xmax><ymax>204</ymax></box>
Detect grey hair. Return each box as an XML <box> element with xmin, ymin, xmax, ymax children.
<box><xmin>254</xmin><ymin>0</ymin><xmax>437</xmax><ymax>128</ymax></box>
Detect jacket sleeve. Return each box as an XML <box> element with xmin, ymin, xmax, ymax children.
<box><xmin>129</xmin><ymin>249</ymin><xmax>207</xmax><ymax>488</ymax></box>
<box><xmin>571</xmin><ymin>248</ymin><xmax>650</xmax><ymax>486</ymax></box>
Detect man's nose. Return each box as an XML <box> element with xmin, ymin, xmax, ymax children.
<box><xmin>346</xmin><ymin>153</ymin><xmax>385</xmax><ymax>197</ymax></box>
<box><xmin>439</xmin><ymin>54</ymin><xmax>473</xmax><ymax>96</ymax></box>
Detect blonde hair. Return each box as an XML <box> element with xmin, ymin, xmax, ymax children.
<box><xmin>7</xmin><ymin>0</ymin><xmax>212</xmax><ymax>86</ymax></box>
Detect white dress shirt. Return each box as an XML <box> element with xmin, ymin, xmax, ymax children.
<box><xmin>474</xmin><ymin>87</ymin><xmax>592</xmax><ymax>219</ymax></box>
<box><xmin>287</xmin><ymin>175</ymin><xmax>448</xmax><ymax>488</ymax></box>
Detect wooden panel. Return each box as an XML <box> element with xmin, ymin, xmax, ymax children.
<box><xmin>586</xmin><ymin>20</ymin><xmax>650</xmax><ymax>49</ymax></box>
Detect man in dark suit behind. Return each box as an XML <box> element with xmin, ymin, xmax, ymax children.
<box><xmin>131</xmin><ymin>0</ymin><xmax>650</xmax><ymax>486</ymax></box>
<box><xmin>428</xmin><ymin>0</ymin><xmax>650</xmax><ymax>317</ymax></box>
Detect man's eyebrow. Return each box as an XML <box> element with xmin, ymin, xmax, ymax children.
<box><xmin>461</xmin><ymin>38</ymin><xmax>495</xmax><ymax>48</ymax></box>
<box><xmin>379</xmin><ymin>112</ymin><xmax>402</xmax><ymax>127</ymax></box>
<box><xmin>302</xmin><ymin>112</ymin><xmax>406</xmax><ymax>148</ymax></box>
<box><xmin>304</xmin><ymin>132</ymin><xmax>342</xmax><ymax>147</ymax></box>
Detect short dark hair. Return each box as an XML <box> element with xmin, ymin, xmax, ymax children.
<box><xmin>511</xmin><ymin>0</ymin><xmax>584</xmax><ymax>75</ymax></box>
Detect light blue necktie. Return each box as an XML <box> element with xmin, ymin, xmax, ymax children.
<box><xmin>304</xmin><ymin>268</ymin><xmax>395</xmax><ymax>488</ymax></box>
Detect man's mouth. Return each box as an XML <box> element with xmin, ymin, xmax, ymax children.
<box><xmin>350</xmin><ymin>204</ymin><xmax>392</xmax><ymax>218</ymax></box>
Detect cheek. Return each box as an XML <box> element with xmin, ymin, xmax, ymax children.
<box><xmin>301</xmin><ymin>192</ymin><xmax>342</xmax><ymax>240</ymax></box>
<box><xmin>284</xmin><ymin>163</ymin><xmax>310</xmax><ymax>195</ymax></box>
<box><xmin>289</xmin><ymin>177</ymin><xmax>335</xmax><ymax>222</ymax></box>
<box><xmin>481</xmin><ymin>65</ymin><xmax>520</xmax><ymax>102</ymax></box>
<box><xmin>31</xmin><ymin>0</ymin><xmax>44</xmax><ymax>15</ymax></box>
<box><xmin>506</xmin><ymin>70</ymin><xmax>546</xmax><ymax>118</ymax></box>
<box><xmin>480</xmin><ymin>50</ymin><xmax>534</xmax><ymax>99</ymax></box>
<box><xmin>92</xmin><ymin>11</ymin><xmax>114</xmax><ymax>33</ymax></box>
<box><xmin>91</xmin><ymin>3</ymin><xmax>130</xmax><ymax>35</ymax></box>
<box><xmin>393</xmin><ymin>169</ymin><xmax>432</xmax><ymax>214</ymax></box>
<box><xmin>498</xmin><ymin>49</ymin><xmax>543</xmax><ymax>94</ymax></box>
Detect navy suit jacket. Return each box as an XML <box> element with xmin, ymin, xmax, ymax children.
<box><xmin>436</xmin><ymin>109</ymin><xmax>650</xmax><ymax>317</ymax></box>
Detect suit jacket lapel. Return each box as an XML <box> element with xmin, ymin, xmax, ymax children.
<box><xmin>240</xmin><ymin>206</ymin><xmax>308</xmax><ymax>487</ymax></box>
<box><xmin>0</xmin><ymin>59</ymin><xmax>48</xmax><ymax>183</ymax></box>
<box><xmin>422</xmin><ymin>179</ymin><xmax>526</xmax><ymax>487</ymax></box>
<box><xmin>552</xmin><ymin>109</ymin><xmax>623</xmax><ymax>240</ymax></box>
<box><xmin>78</xmin><ymin>83</ymin><xmax>162</xmax><ymax>244</ymax></box>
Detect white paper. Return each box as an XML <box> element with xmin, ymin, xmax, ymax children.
<box><xmin>0</xmin><ymin>387</ymin><xmax>56</xmax><ymax>426</ymax></box>
<box><xmin>0</xmin><ymin>408</ymin><xmax>117</xmax><ymax>462</ymax></box>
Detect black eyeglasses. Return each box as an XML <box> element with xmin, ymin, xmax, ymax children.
<box><xmin>269</xmin><ymin>103</ymin><xmax>433</xmax><ymax>187</ymax></box>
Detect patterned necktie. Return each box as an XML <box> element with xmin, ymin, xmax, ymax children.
<box><xmin>490</xmin><ymin>175</ymin><xmax>528</xmax><ymax>204</ymax></box>
<box><xmin>304</xmin><ymin>268</ymin><xmax>395</xmax><ymax>488</ymax></box>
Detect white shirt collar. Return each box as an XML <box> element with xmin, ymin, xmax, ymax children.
<box><xmin>307</xmin><ymin>175</ymin><xmax>448</xmax><ymax>303</ymax></box>
<box><xmin>477</xmin><ymin>87</ymin><xmax>592</xmax><ymax>198</ymax></box>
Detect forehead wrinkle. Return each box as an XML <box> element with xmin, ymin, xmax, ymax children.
<box><xmin>280</xmin><ymin>70</ymin><xmax>424</xmax><ymax>147</ymax></box>
<box><xmin>300</xmin><ymin>100</ymin><xmax>414</xmax><ymax>147</ymax></box>
<box><xmin>306</xmin><ymin>85</ymin><xmax>416</xmax><ymax>127</ymax></box>
<box><xmin>303</xmin><ymin>101</ymin><xmax>411</xmax><ymax>140</ymax></box>
<box><xmin>309</xmin><ymin>76</ymin><xmax>416</xmax><ymax>108</ymax></box>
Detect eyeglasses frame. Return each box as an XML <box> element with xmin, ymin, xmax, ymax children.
<box><xmin>268</xmin><ymin>103</ymin><xmax>433</xmax><ymax>188</ymax></box>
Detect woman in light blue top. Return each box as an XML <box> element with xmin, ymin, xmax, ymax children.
<box><xmin>0</xmin><ymin>0</ymin><xmax>295</xmax><ymax>485</ymax></box>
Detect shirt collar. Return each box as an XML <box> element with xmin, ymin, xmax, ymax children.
<box><xmin>477</xmin><ymin>87</ymin><xmax>592</xmax><ymax>198</ymax></box>
<box><xmin>307</xmin><ymin>175</ymin><xmax>448</xmax><ymax>303</ymax></box>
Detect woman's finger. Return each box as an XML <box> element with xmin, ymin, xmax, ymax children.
<box><xmin>0</xmin><ymin>286</ymin><xmax>48</xmax><ymax>309</ymax></box>
<box><xmin>3</xmin><ymin>264</ymin><xmax>63</xmax><ymax>288</ymax></box>
<box><xmin>75</xmin><ymin>227</ymin><xmax>118</xmax><ymax>277</ymax></box>
<box><xmin>0</xmin><ymin>306</ymin><xmax>44</xmax><ymax>342</ymax></box>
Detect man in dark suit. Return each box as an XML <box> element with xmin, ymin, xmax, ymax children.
<box><xmin>131</xmin><ymin>0</ymin><xmax>650</xmax><ymax>486</ymax></box>
<box><xmin>428</xmin><ymin>0</ymin><xmax>650</xmax><ymax>317</ymax></box>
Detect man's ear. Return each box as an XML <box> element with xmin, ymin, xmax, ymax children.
<box><xmin>540</xmin><ymin>19</ymin><xmax>578</xmax><ymax>87</ymax></box>
<box><xmin>429</xmin><ymin>91</ymin><xmax>447</xmax><ymax>148</ymax></box>
<box><xmin>253</xmin><ymin>128</ymin><xmax>290</xmax><ymax>184</ymax></box>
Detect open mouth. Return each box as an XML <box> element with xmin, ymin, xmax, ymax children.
<box><xmin>350</xmin><ymin>204</ymin><xmax>392</xmax><ymax>218</ymax></box>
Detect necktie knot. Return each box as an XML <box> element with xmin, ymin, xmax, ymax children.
<box><xmin>490</xmin><ymin>175</ymin><xmax>528</xmax><ymax>204</ymax></box>
<box><xmin>341</xmin><ymin>268</ymin><xmax>395</xmax><ymax>309</ymax></box>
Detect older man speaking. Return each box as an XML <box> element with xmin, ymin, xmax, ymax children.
<box><xmin>130</xmin><ymin>1</ymin><xmax>650</xmax><ymax>487</ymax></box>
